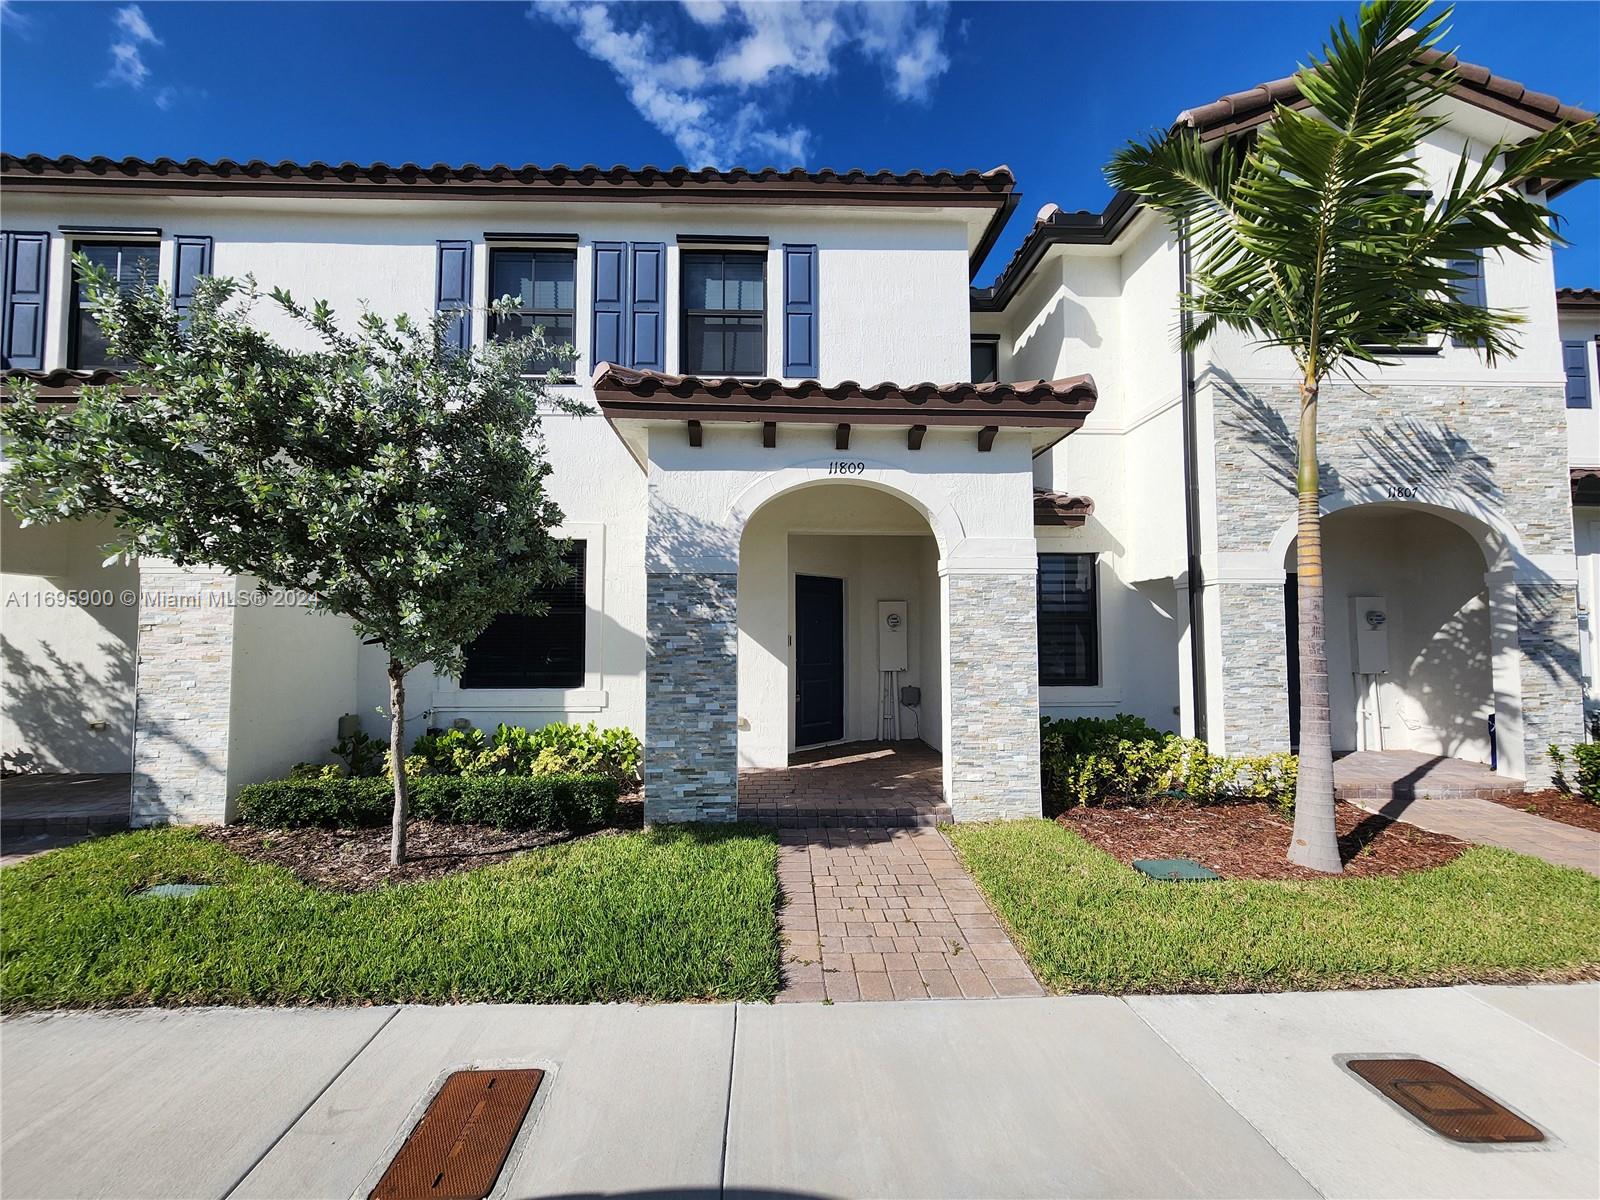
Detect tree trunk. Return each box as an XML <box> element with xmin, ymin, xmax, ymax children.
<box><xmin>388</xmin><ymin>658</ymin><xmax>409</xmax><ymax>866</ymax></box>
<box><xmin>1287</xmin><ymin>380</ymin><xmax>1342</xmax><ymax>872</ymax></box>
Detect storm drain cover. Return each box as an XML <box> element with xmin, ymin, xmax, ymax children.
<box><xmin>135</xmin><ymin>883</ymin><xmax>213</xmax><ymax>899</ymax></box>
<box><xmin>1345</xmin><ymin>1058</ymin><xmax>1544</xmax><ymax>1143</ymax></box>
<box><xmin>370</xmin><ymin>1069</ymin><xmax>544</xmax><ymax>1200</ymax></box>
<box><xmin>1132</xmin><ymin>858</ymin><xmax>1220</xmax><ymax>882</ymax></box>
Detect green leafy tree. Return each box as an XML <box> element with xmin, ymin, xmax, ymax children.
<box><xmin>1</xmin><ymin>264</ymin><xmax>579</xmax><ymax>864</ymax></box>
<box><xmin>1107</xmin><ymin>0</ymin><xmax>1600</xmax><ymax>871</ymax></box>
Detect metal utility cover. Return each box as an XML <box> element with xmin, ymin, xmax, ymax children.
<box><xmin>1345</xmin><ymin>1058</ymin><xmax>1544</xmax><ymax>1144</ymax></box>
<box><xmin>370</xmin><ymin>1069</ymin><xmax>544</xmax><ymax>1200</ymax></box>
<box><xmin>1132</xmin><ymin>858</ymin><xmax>1220</xmax><ymax>882</ymax></box>
<box><xmin>136</xmin><ymin>883</ymin><xmax>213</xmax><ymax>898</ymax></box>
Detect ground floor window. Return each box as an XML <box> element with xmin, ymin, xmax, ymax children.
<box><xmin>1038</xmin><ymin>552</ymin><xmax>1099</xmax><ymax>686</ymax></box>
<box><xmin>460</xmin><ymin>541</ymin><xmax>586</xmax><ymax>689</ymax></box>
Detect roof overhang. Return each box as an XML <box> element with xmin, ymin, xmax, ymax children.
<box><xmin>1033</xmin><ymin>490</ymin><xmax>1095</xmax><ymax>527</ymax></box>
<box><xmin>592</xmin><ymin>364</ymin><xmax>1097</xmax><ymax>468</ymax></box>
<box><xmin>0</xmin><ymin>155</ymin><xmax>1019</xmax><ymax>281</ymax></box>
<box><xmin>1558</xmin><ymin>288</ymin><xmax>1600</xmax><ymax>313</ymax></box>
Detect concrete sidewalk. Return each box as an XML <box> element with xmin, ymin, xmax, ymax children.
<box><xmin>2</xmin><ymin>984</ymin><xmax>1596</xmax><ymax>1199</ymax></box>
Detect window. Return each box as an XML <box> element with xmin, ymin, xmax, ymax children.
<box><xmin>460</xmin><ymin>542</ymin><xmax>586</xmax><ymax>689</ymax></box>
<box><xmin>488</xmin><ymin>249</ymin><xmax>577</xmax><ymax>376</ymax></box>
<box><xmin>69</xmin><ymin>241</ymin><xmax>159</xmax><ymax>369</ymax></box>
<box><xmin>682</xmin><ymin>250</ymin><xmax>765</xmax><ymax>376</ymax></box>
<box><xmin>971</xmin><ymin>337</ymin><xmax>999</xmax><ymax>383</ymax></box>
<box><xmin>1566</xmin><ymin>339</ymin><xmax>1593</xmax><ymax>409</ymax></box>
<box><xmin>1448</xmin><ymin>248</ymin><xmax>1486</xmax><ymax>348</ymax></box>
<box><xmin>1038</xmin><ymin>553</ymin><xmax>1099</xmax><ymax>686</ymax></box>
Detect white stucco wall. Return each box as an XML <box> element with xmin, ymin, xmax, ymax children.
<box><xmin>0</xmin><ymin>193</ymin><xmax>973</xmax><ymax>389</ymax></box>
<box><xmin>1576</xmin><ymin>506</ymin><xmax>1600</xmax><ymax>723</ymax></box>
<box><xmin>225</xmin><ymin>584</ymin><xmax>358</xmax><ymax>791</ymax></box>
<box><xmin>0</xmin><ymin>511</ymin><xmax>138</xmax><ymax>773</ymax></box>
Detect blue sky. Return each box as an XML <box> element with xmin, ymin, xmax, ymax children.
<box><xmin>2</xmin><ymin>1</ymin><xmax>1596</xmax><ymax>286</ymax></box>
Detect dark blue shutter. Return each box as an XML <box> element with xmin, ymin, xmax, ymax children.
<box><xmin>2</xmin><ymin>231</ymin><xmax>49</xmax><ymax>369</ymax></box>
<box><xmin>591</xmin><ymin>241</ymin><xmax>627</xmax><ymax>368</ymax></box>
<box><xmin>435</xmin><ymin>240</ymin><xmax>473</xmax><ymax>352</ymax></box>
<box><xmin>1565</xmin><ymin>340</ymin><xmax>1592</xmax><ymax>409</ymax></box>
<box><xmin>1448</xmin><ymin>249</ymin><xmax>1486</xmax><ymax>347</ymax></box>
<box><xmin>783</xmin><ymin>244</ymin><xmax>818</xmax><ymax>378</ymax></box>
<box><xmin>628</xmin><ymin>242</ymin><xmax>665</xmax><ymax>371</ymax></box>
<box><xmin>172</xmin><ymin>235</ymin><xmax>213</xmax><ymax>326</ymax></box>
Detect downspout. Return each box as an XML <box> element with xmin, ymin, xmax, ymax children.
<box><xmin>1178</xmin><ymin>219</ymin><xmax>1208</xmax><ymax>741</ymax></box>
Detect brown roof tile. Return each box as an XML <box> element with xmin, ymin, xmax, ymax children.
<box><xmin>1033</xmin><ymin>490</ymin><xmax>1095</xmax><ymax>527</ymax></box>
<box><xmin>1</xmin><ymin>367</ymin><xmax>122</xmax><ymax>400</ymax></box>
<box><xmin>1558</xmin><ymin>287</ymin><xmax>1600</xmax><ymax>309</ymax></box>
<box><xmin>591</xmin><ymin>364</ymin><xmax>1096</xmax><ymax>430</ymax></box>
<box><xmin>1574</xmin><ymin>467</ymin><xmax>1600</xmax><ymax>506</ymax></box>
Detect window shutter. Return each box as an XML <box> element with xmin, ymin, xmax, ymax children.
<box><xmin>783</xmin><ymin>244</ymin><xmax>818</xmax><ymax>378</ymax></box>
<box><xmin>1448</xmin><ymin>250</ymin><xmax>1486</xmax><ymax>347</ymax></box>
<box><xmin>1565</xmin><ymin>340</ymin><xmax>1592</xmax><ymax>409</ymax></box>
<box><xmin>2</xmin><ymin>231</ymin><xmax>49</xmax><ymax>370</ymax></box>
<box><xmin>172</xmin><ymin>235</ymin><xmax>213</xmax><ymax>326</ymax></box>
<box><xmin>435</xmin><ymin>240</ymin><xmax>473</xmax><ymax>352</ymax></box>
<box><xmin>592</xmin><ymin>241</ymin><xmax>627</xmax><ymax>368</ymax></box>
<box><xmin>628</xmin><ymin>242</ymin><xmax>665</xmax><ymax>371</ymax></box>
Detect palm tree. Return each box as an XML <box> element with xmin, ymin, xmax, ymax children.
<box><xmin>1107</xmin><ymin>0</ymin><xmax>1599</xmax><ymax>871</ymax></box>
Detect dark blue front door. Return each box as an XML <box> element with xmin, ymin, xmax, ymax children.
<box><xmin>795</xmin><ymin>574</ymin><xmax>845</xmax><ymax>746</ymax></box>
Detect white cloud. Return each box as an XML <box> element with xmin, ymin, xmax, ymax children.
<box><xmin>114</xmin><ymin>3</ymin><xmax>161</xmax><ymax>46</ymax></box>
<box><xmin>101</xmin><ymin>4</ymin><xmax>178</xmax><ymax>104</ymax></box>
<box><xmin>1</xmin><ymin>1</ymin><xmax>32</xmax><ymax>33</ymax></box>
<box><xmin>530</xmin><ymin>1</ymin><xmax>952</xmax><ymax>168</ymax></box>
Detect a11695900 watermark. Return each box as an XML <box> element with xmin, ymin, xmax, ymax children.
<box><xmin>4</xmin><ymin>587</ymin><xmax>321</xmax><ymax>611</ymax></box>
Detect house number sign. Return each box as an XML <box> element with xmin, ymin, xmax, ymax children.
<box><xmin>826</xmin><ymin>460</ymin><xmax>867</xmax><ymax>475</ymax></box>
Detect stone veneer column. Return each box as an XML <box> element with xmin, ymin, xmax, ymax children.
<box><xmin>130</xmin><ymin>563</ymin><xmax>238</xmax><ymax>826</ymax></box>
<box><xmin>644</xmin><ymin>571</ymin><xmax>739</xmax><ymax>823</ymax></box>
<box><xmin>943</xmin><ymin>570</ymin><xmax>1042</xmax><ymax>821</ymax></box>
<box><xmin>1213</xmin><ymin>580</ymin><xmax>1293</xmax><ymax>755</ymax></box>
<box><xmin>1516</xmin><ymin>582</ymin><xmax>1586</xmax><ymax>788</ymax></box>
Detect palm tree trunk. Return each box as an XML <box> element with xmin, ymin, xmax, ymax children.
<box><xmin>388</xmin><ymin>657</ymin><xmax>409</xmax><ymax>866</ymax></box>
<box><xmin>1288</xmin><ymin>380</ymin><xmax>1342</xmax><ymax>873</ymax></box>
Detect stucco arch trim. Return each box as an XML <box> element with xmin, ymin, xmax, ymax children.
<box><xmin>729</xmin><ymin>462</ymin><xmax>966</xmax><ymax>560</ymax></box>
<box><xmin>1266</xmin><ymin>490</ymin><xmax>1526</xmax><ymax>574</ymax></box>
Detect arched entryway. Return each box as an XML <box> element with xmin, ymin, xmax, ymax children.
<box><xmin>1283</xmin><ymin>503</ymin><xmax>1499</xmax><ymax>763</ymax></box>
<box><xmin>735</xmin><ymin>481</ymin><xmax>948</xmax><ymax>825</ymax></box>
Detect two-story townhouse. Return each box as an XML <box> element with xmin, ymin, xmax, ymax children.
<box><xmin>974</xmin><ymin>58</ymin><xmax>1591</xmax><ymax>792</ymax></box>
<box><xmin>1</xmin><ymin>47</ymin><xmax>1592</xmax><ymax>828</ymax></box>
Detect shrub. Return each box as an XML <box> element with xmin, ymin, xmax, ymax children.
<box><xmin>1548</xmin><ymin>743</ymin><xmax>1600</xmax><ymax>803</ymax></box>
<box><xmin>333</xmin><ymin>731</ymin><xmax>386</xmax><ymax>778</ymax></box>
<box><xmin>1039</xmin><ymin>715</ymin><xmax>1297</xmax><ymax>813</ymax></box>
<box><xmin>409</xmin><ymin>721</ymin><xmax>642</xmax><ymax>785</ymax></box>
<box><xmin>238</xmin><ymin>772</ymin><xmax>620</xmax><ymax>831</ymax></box>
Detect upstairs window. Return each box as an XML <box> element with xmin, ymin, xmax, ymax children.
<box><xmin>460</xmin><ymin>542</ymin><xmax>586</xmax><ymax>689</ymax></box>
<box><xmin>489</xmin><ymin>248</ymin><xmax>577</xmax><ymax>376</ymax></box>
<box><xmin>69</xmin><ymin>241</ymin><xmax>159</xmax><ymax>369</ymax></box>
<box><xmin>682</xmin><ymin>250</ymin><xmax>765</xmax><ymax>376</ymax></box>
<box><xmin>1038</xmin><ymin>552</ymin><xmax>1099</xmax><ymax>687</ymax></box>
<box><xmin>971</xmin><ymin>336</ymin><xmax>999</xmax><ymax>383</ymax></box>
<box><xmin>1448</xmin><ymin>248</ymin><xmax>1486</xmax><ymax>348</ymax></box>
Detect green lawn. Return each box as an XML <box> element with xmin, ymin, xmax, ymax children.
<box><xmin>0</xmin><ymin>826</ymin><xmax>778</xmax><ymax>1011</ymax></box>
<box><xmin>947</xmin><ymin>819</ymin><xmax>1600</xmax><ymax>994</ymax></box>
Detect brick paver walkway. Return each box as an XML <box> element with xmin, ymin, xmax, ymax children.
<box><xmin>775</xmin><ymin>825</ymin><xmax>1045</xmax><ymax>1002</ymax></box>
<box><xmin>740</xmin><ymin>741</ymin><xmax>951</xmax><ymax>828</ymax></box>
<box><xmin>1333</xmin><ymin>749</ymin><xmax>1599</xmax><ymax>876</ymax></box>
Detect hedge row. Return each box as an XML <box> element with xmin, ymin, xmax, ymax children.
<box><xmin>237</xmin><ymin>773</ymin><xmax>619</xmax><ymax>831</ymax></box>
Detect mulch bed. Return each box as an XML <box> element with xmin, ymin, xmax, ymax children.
<box><xmin>204</xmin><ymin>796</ymin><xmax>644</xmax><ymax>891</ymax></box>
<box><xmin>1482</xmin><ymin>789</ymin><xmax>1600</xmax><ymax>833</ymax></box>
<box><xmin>1059</xmin><ymin>799</ymin><xmax>1467</xmax><ymax>881</ymax></box>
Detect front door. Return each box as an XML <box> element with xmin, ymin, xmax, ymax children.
<box><xmin>795</xmin><ymin>574</ymin><xmax>845</xmax><ymax>746</ymax></box>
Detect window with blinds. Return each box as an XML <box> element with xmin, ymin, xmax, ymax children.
<box><xmin>460</xmin><ymin>542</ymin><xmax>586</xmax><ymax>689</ymax></box>
<box><xmin>488</xmin><ymin>249</ymin><xmax>577</xmax><ymax>376</ymax></box>
<box><xmin>1038</xmin><ymin>552</ymin><xmax>1100</xmax><ymax>687</ymax></box>
<box><xmin>682</xmin><ymin>250</ymin><xmax>765</xmax><ymax>375</ymax></box>
<box><xmin>69</xmin><ymin>241</ymin><xmax>159</xmax><ymax>369</ymax></box>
